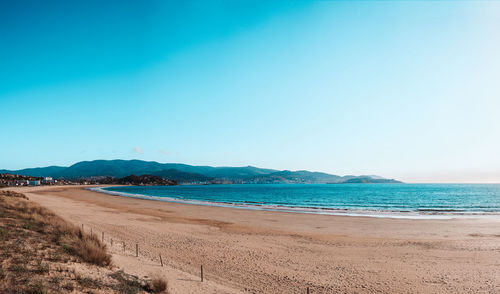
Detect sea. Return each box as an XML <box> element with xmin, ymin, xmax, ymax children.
<box><xmin>93</xmin><ymin>183</ymin><xmax>500</xmax><ymax>219</ymax></box>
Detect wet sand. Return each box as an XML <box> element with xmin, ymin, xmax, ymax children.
<box><xmin>11</xmin><ymin>185</ymin><xmax>500</xmax><ymax>293</ymax></box>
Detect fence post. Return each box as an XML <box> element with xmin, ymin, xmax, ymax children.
<box><xmin>201</xmin><ymin>265</ymin><xmax>203</xmax><ymax>282</ymax></box>
<box><xmin>90</xmin><ymin>228</ymin><xmax>92</xmax><ymax>235</ymax></box>
<box><xmin>123</xmin><ymin>242</ymin><xmax>125</xmax><ymax>252</ymax></box>
<box><xmin>159</xmin><ymin>254</ymin><xmax>163</xmax><ymax>267</ymax></box>
<box><xmin>307</xmin><ymin>287</ymin><xmax>310</xmax><ymax>294</ymax></box>
<box><xmin>136</xmin><ymin>243</ymin><xmax>138</xmax><ymax>257</ymax></box>
<box><xmin>102</xmin><ymin>232</ymin><xmax>104</xmax><ymax>242</ymax></box>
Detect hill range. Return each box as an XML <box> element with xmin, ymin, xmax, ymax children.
<box><xmin>0</xmin><ymin>159</ymin><xmax>401</xmax><ymax>184</ymax></box>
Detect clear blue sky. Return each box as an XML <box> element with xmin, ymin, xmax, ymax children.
<box><xmin>1</xmin><ymin>1</ymin><xmax>500</xmax><ymax>183</ymax></box>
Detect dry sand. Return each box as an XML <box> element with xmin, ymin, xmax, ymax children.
<box><xmin>9</xmin><ymin>185</ymin><xmax>500</xmax><ymax>293</ymax></box>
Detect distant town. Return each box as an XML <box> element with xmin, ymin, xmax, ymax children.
<box><xmin>0</xmin><ymin>173</ymin><xmax>60</xmax><ymax>187</ymax></box>
<box><xmin>0</xmin><ymin>173</ymin><xmax>178</xmax><ymax>187</ymax></box>
<box><xmin>0</xmin><ymin>173</ymin><xmax>88</xmax><ymax>187</ymax></box>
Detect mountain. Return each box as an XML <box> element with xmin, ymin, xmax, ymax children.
<box><xmin>248</xmin><ymin>170</ymin><xmax>344</xmax><ymax>184</ymax></box>
<box><xmin>0</xmin><ymin>166</ymin><xmax>66</xmax><ymax>177</ymax></box>
<box><xmin>340</xmin><ymin>177</ymin><xmax>402</xmax><ymax>184</ymax></box>
<box><xmin>151</xmin><ymin>169</ymin><xmax>213</xmax><ymax>183</ymax></box>
<box><xmin>115</xmin><ymin>174</ymin><xmax>177</xmax><ymax>186</ymax></box>
<box><xmin>58</xmin><ymin>160</ymin><xmax>167</xmax><ymax>178</ymax></box>
<box><xmin>1</xmin><ymin>159</ymin><xmax>398</xmax><ymax>184</ymax></box>
<box><xmin>203</xmin><ymin>166</ymin><xmax>278</xmax><ymax>179</ymax></box>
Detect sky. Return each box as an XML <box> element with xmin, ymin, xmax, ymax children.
<box><xmin>1</xmin><ymin>0</ymin><xmax>500</xmax><ymax>183</ymax></box>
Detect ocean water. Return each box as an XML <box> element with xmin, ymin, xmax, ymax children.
<box><xmin>97</xmin><ymin>184</ymin><xmax>500</xmax><ymax>218</ymax></box>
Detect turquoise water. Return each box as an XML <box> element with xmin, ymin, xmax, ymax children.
<box><xmin>99</xmin><ymin>184</ymin><xmax>500</xmax><ymax>218</ymax></box>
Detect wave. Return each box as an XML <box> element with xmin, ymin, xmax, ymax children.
<box><xmin>89</xmin><ymin>187</ymin><xmax>500</xmax><ymax>220</ymax></box>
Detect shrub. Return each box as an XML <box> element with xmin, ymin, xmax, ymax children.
<box><xmin>150</xmin><ymin>276</ymin><xmax>169</xmax><ymax>293</ymax></box>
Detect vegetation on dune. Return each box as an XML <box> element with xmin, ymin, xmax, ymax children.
<box><xmin>0</xmin><ymin>190</ymin><xmax>170</xmax><ymax>293</ymax></box>
<box><xmin>0</xmin><ymin>190</ymin><xmax>111</xmax><ymax>266</ymax></box>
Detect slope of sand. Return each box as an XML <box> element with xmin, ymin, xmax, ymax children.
<box><xmin>10</xmin><ymin>185</ymin><xmax>500</xmax><ymax>293</ymax></box>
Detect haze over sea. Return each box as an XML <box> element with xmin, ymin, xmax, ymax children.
<box><xmin>100</xmin><ymin>184</ymin><xmax>500</xmax><ymax>218</ymax></box>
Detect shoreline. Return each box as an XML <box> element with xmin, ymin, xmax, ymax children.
<box><xmin>8</xmin><ymin>185</ymin><xmax>500</xmax><ymax>293</ymax></box>
<box><xmin>91</xmin><ymin>186</ymin><xmax>500</xmax><ymax>220</ymax></box>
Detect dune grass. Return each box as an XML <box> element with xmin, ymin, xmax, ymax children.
<box><xmin>0</xmin><ymin>190</ymin><xmax>170</xmax><ymax>293</ymax></box>
<box><xmin>0</xmin><ymin>190</ymin><xmax>111</xmax><ymax>266</ymax></box>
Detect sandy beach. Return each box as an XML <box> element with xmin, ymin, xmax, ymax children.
<box><xmin>9</xmin><ymin>185</ymin><xmax>500</xmax><ymax>293</ymax></box>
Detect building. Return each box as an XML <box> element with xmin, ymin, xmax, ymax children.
<box><xmin>42</xmin><ymin>177</ymin><xmax>54</xmax><ymax>184</ymax></box>
<box><xmin>28</xmin><ymin>180</ymin><xmax>40</xmax><ymax>186</ymax></box>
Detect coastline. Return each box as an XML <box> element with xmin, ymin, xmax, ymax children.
<box><xmin>8</xmin><ymin>185</ymin><xmax>500</xmax><ymax>293</ymax></box>
<box><xmin>90</xmin><ymin>185</ymin><xmax>500</xmax><ymax>220</ymax></box>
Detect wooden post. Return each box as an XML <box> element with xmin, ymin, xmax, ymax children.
<box><xmin>136</xmin><ymin>243</ymin><xmax>138</xmax><ymax>257</ymax></box>
<box><xmin>159</xmin><ymin>254</ymin><xmax>163</xmax><ymax>267</ymax></box>
<box><xmin>102</xmin><ymin>232</ymin><xmax>104</xmax><ymax>242</ymax></box>
<box><xmin>123</xmin><ymin>242</ymin><xmax>125</xmax><ymax>252</ymax></box>
<box><xmin>307</xmin><ymin>287</ymin><xmax>310</xmax><ymax>294</ymax></box>
<box><xmin>90</xmin><ymin>228</ymin><xmax>92</xmax><ymax>235</ymax></box>
<box><xmin>200</xmin><ymin>265</ymin><xmax>203</xmax><ymax>282</ymax></box>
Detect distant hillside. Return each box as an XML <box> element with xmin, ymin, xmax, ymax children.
<box><xmin>248</xmin><ymin>170</ymin><xmax>344</xmax><ymax>184</ymax></box>
<box><xmin>59</xmin><ymin>160</ymin><xmax>167</xmax><ymax>178</ymax></box>
<box><xmin>0</xmin><ymin>166</ymin><xmax>66</xmax><ymax>177</ymax></box>
<box><xmin>204</xmin><ymin>166</ymin><xmax>277</xmax><ymax>179</ymax></box>
<box><xmin>116</xmin><ymin>174</ymin><xmax>177</xmax><ymax>186</ymax></box>
<box><xmin>1</xmin><ymin>159</ymin><xmax>399</xmax><ymax>184</ymax></box>
<box><xmin>151</xmin><ymin>169</ymin><xmax>213</xmax><ymax>183</ymax></box>
<box><xmin>340</xmin><ymin>177</ymin><xmax>402</xmax><ymax>184</ymax></box>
